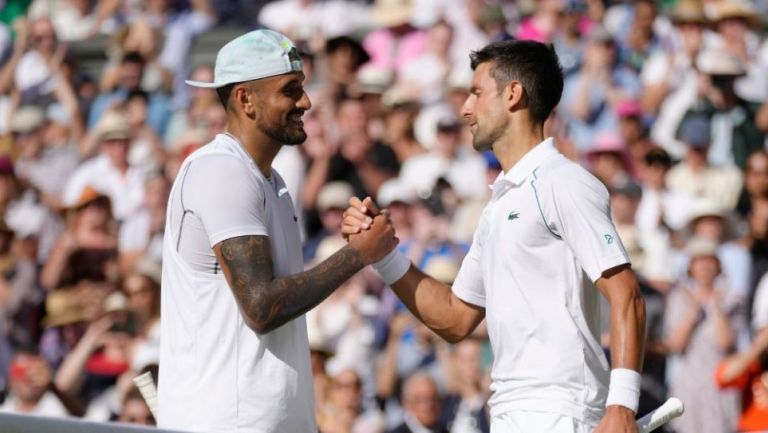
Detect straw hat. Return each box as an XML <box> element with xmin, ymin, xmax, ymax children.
<box><xmin>95</xmin><ymin>111</ymin><xmax>131</xmax><ymax>142</ymax></box>
<box><xmin>372</xmin><ymin>0</ymin><xmax>414</xmax><ymax>28</ymax></box>
<box><xmin>43</xmin><ymin>288</ymin><xmax>87</xmax><ymax>328</ymax></box>
<box><xmin>707</xmin><ymin>1</ymin><xmax>760</xmax><ymax>26</ymax></box>
<box><xmin>670</xmin><ymin>0</ymin><xmax>708</xmax><ymax>24</ymax></box>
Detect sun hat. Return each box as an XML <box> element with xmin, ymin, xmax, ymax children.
<box><xmin>186</xmin><ymin>29</ymin><xmax>303</xmax><ymax>89</ymax></box>
<box><xmin>696</xmin><ymin>47</ymin><xmax>746</xmax><ymax>76</ymax></box>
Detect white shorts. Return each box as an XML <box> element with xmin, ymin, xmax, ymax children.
<box><xmin>491</xmin><ymin>411</ymin><xmax>594</xmax><ymax>433</ymax></box>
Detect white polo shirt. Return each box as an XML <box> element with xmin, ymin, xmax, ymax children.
<box><xmin>452</xmin><ymin>138</ymin><xmax>630</xmax><ymax>426</ymax></box>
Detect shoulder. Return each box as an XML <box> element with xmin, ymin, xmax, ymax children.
<box><xmin>534</xmin><ymin>155</ymin><xmax>606</xmax><ymax>195</ymax></box>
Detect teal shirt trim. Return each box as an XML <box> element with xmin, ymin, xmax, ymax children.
<box><xmin>530</xmin><ymin>168</ymin><xmax>562</xmax><ymax>240</ymax></box>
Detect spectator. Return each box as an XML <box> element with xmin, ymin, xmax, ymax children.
<box><xmin>666</xmin><ymin>114</ymin><xmax>743</xmax><ymax>210</ymax></box>
<box><xmin>584</xmin><ymin>133</ymin><xmax>633</xmax><ymax>187</ymax></box>
<box><xmin>646</xmin><ymin>0</ymin><xmax>708</xmax><ymax>158</ymax></box>
<box><xmin>389</xmin><ymin>373</ymin><xmax>448</xmax><ymax>433</ymax></box>
<box><xmin>562</xmin><ymin>26</ymin><xmax>641</xmax><ymax>153</ymax></box>
<box><xmin>679</xmin><ymin>47</ymin><xmax>764</xmax><ymax>169</ymax></box>
<box><xmin>319</xmin><ymin>368</ymin><xmax>385</xmax><ymax>433</ymax></box>
<box><xmin>12</xmin><ymin>105</ymin><xmax>79</xmax><ymax>210</ymax></box>
<box><xmin>441</xmin><ymin>338</ymin><xmax>490</xmax><ymax>433</ymax></box>
<box><xmin>363</xmin><ymin>0</ymin><xmax>428</xmax><ymax>75</ymax></box>
<box><xmin>116</xmin><ymin>387</ymin><xmax>154</xmax><ymax>426</ymax></box>
<box><xmin>716</xmin><ymin>327</ymin><xmax>768</xmax><ymax>433</ymax></box>
<box><xmin>1</xmin><ymin>349</ymin><xmax>67</xmax><ymax>417</ymax></box>
<box><xmin>87</xmin><ymin>52</ymin><xmax>172</xmax><ymax>137</ymax></box>
<box><xmin>63</xmin><ymin>111</ymin><xmax>146</xmax><ymax>222</ymax></box>
<box><xmin>664</xmin><ymin>237</ymin><xmax>741</xmax><ymax>433</ymax></box>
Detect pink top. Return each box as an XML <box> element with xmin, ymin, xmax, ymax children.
<box><xmin>362</xmin><ymin>28</ymin><xmax>429</xmax><ymax>72</ymax></box>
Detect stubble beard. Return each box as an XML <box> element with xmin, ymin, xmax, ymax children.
<box><xmin>471</xmin><ymin>121</ymin><xmax>504</xmax><ymax>153</ymax></box>
<box><xmin>259</xmin><ymin>114</ymin><xmax>308</xmax><ymax>145</ymax></box>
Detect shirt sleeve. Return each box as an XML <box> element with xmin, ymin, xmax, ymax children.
<box><xmin>547</xmin><ymin>165</ymin><xmax>630</xmax><ymax>282</ymax></box>
<box><xmin>451</xmin><ymin>209</ymin><xmax>488</xmax><ymax>307</ymax></box>
<box><xmin>182</xmin><ymin>154</ymin><xmax>268</xmax><ymax>247</ymax></box>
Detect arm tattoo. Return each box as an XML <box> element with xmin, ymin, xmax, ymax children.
<box><xmin>216</xmin><ymin>235</ymin><xmax>365</xmax><ymax>333</ymax></box>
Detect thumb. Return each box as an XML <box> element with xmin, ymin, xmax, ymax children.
<box><xmin>361</xmin><ymin>196</ymin><xmax>381</xmax><ymax>216</ymax></box>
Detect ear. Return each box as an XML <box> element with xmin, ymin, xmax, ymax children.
<box><xmin>234</xmin><ymin>85</ymin><xmax>257</xmax><ymax>116</ymax></box>
<box><xmin>504</xmin><ymin>81</ymin><xmax>526</xmax><ymax>112</ymax></box>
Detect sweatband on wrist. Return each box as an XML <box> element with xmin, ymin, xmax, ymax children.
<box><xmin>605</xmin><ymin>368</ymin><xmax>641</xmax><ymax>413</ymax></box>
<box><xmin>372</xmin><ymin>249</ymin><xmax>410</xmax><ymax>285</ymax></box>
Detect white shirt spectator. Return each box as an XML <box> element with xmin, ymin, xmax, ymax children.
<box><xmin>0</xmin><ymin>392</ymin><xmax>68</xmax><ymax>417</ymax></box>
<box><xmin>62</xmin><ymin>155</ymin><xmax>146</xmax><ymax>221</ymax></box>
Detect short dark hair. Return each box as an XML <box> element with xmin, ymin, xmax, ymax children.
<box><xmin>470</xmin><ymin>40</ymin><xmax>563</xmax><ymax>125</ymax></box>
<box><xmin>216</xmin><ymin>81</ymin><xmax>259</xmax><ymax>111</ymax></box>
<box><xmin>216</xmin><ymin>83</ymin><xmax>235</xmax><ymax>109</ymax></box>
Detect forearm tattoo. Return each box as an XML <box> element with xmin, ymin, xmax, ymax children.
<box><xmin>217</xmin><ymin>235</ymin><xmax>365</xmax><ymax>333</ymax></box>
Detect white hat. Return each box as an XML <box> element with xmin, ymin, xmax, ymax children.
<box><xmin>696</xmin><ymin>48</ymin><xmax>746</xmax><ymax>76</ymax></box>
<box><xmin>186</xmin><ymin>29</ymin><xmax>303</xmax><ymax>89</ymax></box>
<box><xmin>10</xmin><ymin>106</ymin><xmax>46</xmax><ymax>134</ymax></box>
<box><xmin>317</xmin><ymin>181</ymin><xmax>353</xmax><ymax>212</ymax></box>
<box><xmin>377</xmin><ymin>179</ymin><xmax>416</xmax><ymax>207</ymax></box>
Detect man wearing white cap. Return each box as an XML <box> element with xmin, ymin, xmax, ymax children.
<box><xmin>158</xmin><ymin>29</ymin><xmax>397</xmax><ymax>432</ymax></box>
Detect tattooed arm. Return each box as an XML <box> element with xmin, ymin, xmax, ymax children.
<box><xmin>214</xmin><ymin>214</ymin><xmax>396</xmax><ymax>334</ymax></box>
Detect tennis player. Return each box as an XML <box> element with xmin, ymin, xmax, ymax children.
<box><xmin>157</xmin><ymin>30</ymin><xmax>397</xmax><ymax>432</ymax></box>
<box><xmin>343</xmin><ymin>40</ymin><xmax>646</xmax><ymax>433</ymax></box>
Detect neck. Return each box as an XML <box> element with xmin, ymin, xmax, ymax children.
<box><xmin>227</xmin><ymin>118</ymin><xmax>282</xmax><ymax>178</ymax></box>
<box><xmin>494</xmin><ymin>120</ymin><xmax>545</xmax><ymax>172</ymax></box>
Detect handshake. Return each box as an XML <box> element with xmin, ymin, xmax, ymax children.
<box><xmin>342</xmin><ymin>196</ymin><xmax>400</xmax><ymax>266</ymax></box>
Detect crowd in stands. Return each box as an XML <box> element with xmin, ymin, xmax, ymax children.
<box><xmin>0</xmin><ymin>0</ymin><xmax>768</xmax><ymax>432</ymax></box>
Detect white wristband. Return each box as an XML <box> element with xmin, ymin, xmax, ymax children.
<box><xmin>372</xmin><ymin>249</ymin><xmax>411</xmax><ymax>285</ymax></box>
<box><xmin>606</xmin><ymin>368</ymin><xmax>641</xmax><ymax>413</ymax></box>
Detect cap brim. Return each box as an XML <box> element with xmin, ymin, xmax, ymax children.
<box><xmin>185</xmin><ymin>80</ymin><xmax>228</xmax><ymax>89</ymax></box>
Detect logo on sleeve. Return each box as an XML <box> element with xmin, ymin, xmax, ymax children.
<box><xmin>604</xmin><ymin>234</ymin><xmax>614</xmax><ymax>244</ymax></box>
<box><xmin>507</xmin><ymin>211</ymin><xmax>520</xmax><ymax>221</ymax></box>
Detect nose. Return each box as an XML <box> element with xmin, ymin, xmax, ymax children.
<box><xmin>297</xmin><ymin>91</ymin><xmax>312</xmax><ymax>111</ymax></box>
<box><xmin>460</xmin><ymin>94</ymin><xmax>474</xmax><ymax>119</ymax></box>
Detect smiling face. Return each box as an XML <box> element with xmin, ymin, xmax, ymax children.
<box><xmin>461</xmin><ymin>62</ymin><xmax>509</xmax><ymax>152</ymax></box>
<box><xmin>242</xmin><ymin>72</ymin><xmax>312</xmax><ymax>145</ymax></box>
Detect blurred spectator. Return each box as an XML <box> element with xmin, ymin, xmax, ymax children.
<box><xmin>397</xmin><ymin>21</ymin><xmax>453</xmax><ymax>105</ymax></box>
<box><xmin>48</xmin><ymin>0</ymin><xmax>120</xmax><ymax>42</ymax></box>
<box><xmin>616</xmin><ymin>100</ymin><xmax>653</xmax><ymax>169</ymax></box>
<box><xmin>116</xmin><ymin>386</ymin><xmax>154</xmax><ymax>426</ymax></box>
<box><xmin>87</xmin><ymin>52</ymin><xmax>172</xmax><ymax>137</ymax></box>
<box><xmin>164</xmin><ymin>64</ymin><xmax>217</xmax><ymax>144</ymax></box>
<box><xmin>12</xmin><ymin>16</ymin><xmax>64</xmax><ymax>104</ymax></box>
<box><xmin>319</xmin><ymin>368</ymin><xmax>385</xmax><ymax>433</ymax></box>
<box><xmin>363</xmin><ymin>0</ymin><xmax>427</xmax><ymax>75</ymax></box>
<box><xmin>585</xmin><ymin>133</ymin><xmax>633</xmax><ymax>187</ymax></box>
<box><xmin>0</xmin><ymin>349</ymin><xmax>66</xmax><ymax>416</ymax></box>
<box><xmin>12</xmin><ymin>105</ymin><xmax>79</xmax><ymax>210</ymax></box>
<box><xmin>666</xmin><ymin>114</ymin><xmax>743</xmax><ymax>210</ymax></box>
<box><xmin>64</xmin><ymin>111</ymin><xmax>146</xmax><ymax>222</ymax></box>
<box><xmin>389</xmin><ymin>372</ymin><xmax>448</xmax><ymax>433</ymax></box>
<box><xmin>441</xmin><ymin>338</ymin><xmax>489</xmax><ymax>433</ymax></box>
<box><xmin>101</xmin><ymin>19</ymin><xmax>171</xmax><ymax>95</ymax></box>
<box><xmin>258</xmin><ymin>0</ymin><xmax>369</xmax><ymax>49</ymax></box>
<box><xmin>708</xmin><ymin>1</ymin><xmax>767</xmax><ymax>105</ymax></box>
<box><xmin>304</xmin><ymin>181</ymin><xmax>352</xmax><ymax>261</ymax></box>
<box><xmin>680</xmin><ymin>47</ymin><xmax>764</xmax><ymax>169</ymax></box>
<box><xmin>324</xmin><ymin>36</ymin><xmax>371</xmax><ymax>102</ymax></box>
<box><xmin>562</xmin><ymin>26</ymin><xmax>641</xmax><ymax>153</ymax></box>
<box><xmin>400</xmin><ymin>116</ymin><xmax>486</xmax><ymax>200</ymax></box>
<box><xmin>685</xmin><ymin>198</ymin><xmax>752</xmax><ymax>302</ymax></box>
<box><xmin>646</xmin><ymin>0</ymin><xmax>708</xmax><ymax>158</ymax></box>
<box><xmin>515</xmin><ymin>0</ymin><xmax>564</xmax><ymax>43</ymax></box>
<box><xmin>41</xmin><ymin>188</ymin><xmax>117</xmax><ymax>291</ymax></box>
<box><xmin>118</xmin><ymin>173</ymin><xmax>168</xmax><ymax>272</ymax></box>
<box><xmin>617</xmin><ymin>0</ymin><xmax>657</xmax><ymax>72</ymax></box>
<box><xmin>664</xmin><ymin>237</ymin><xmax>741</xmax><ymax>433</ymax></box>
<box><xmin>717</xmin><ymin>327</ymin><xmax>768</xmax><ymax>432</ymax></box>
<box><xmin>738</xmin><ymin>151</ymin><xmax>768</xmax><ymax>219</ymax></box>
<box><xmin>552</xmin><ymin>0</ymin><xmax>588</xmax><ymax>76</ymax></box>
